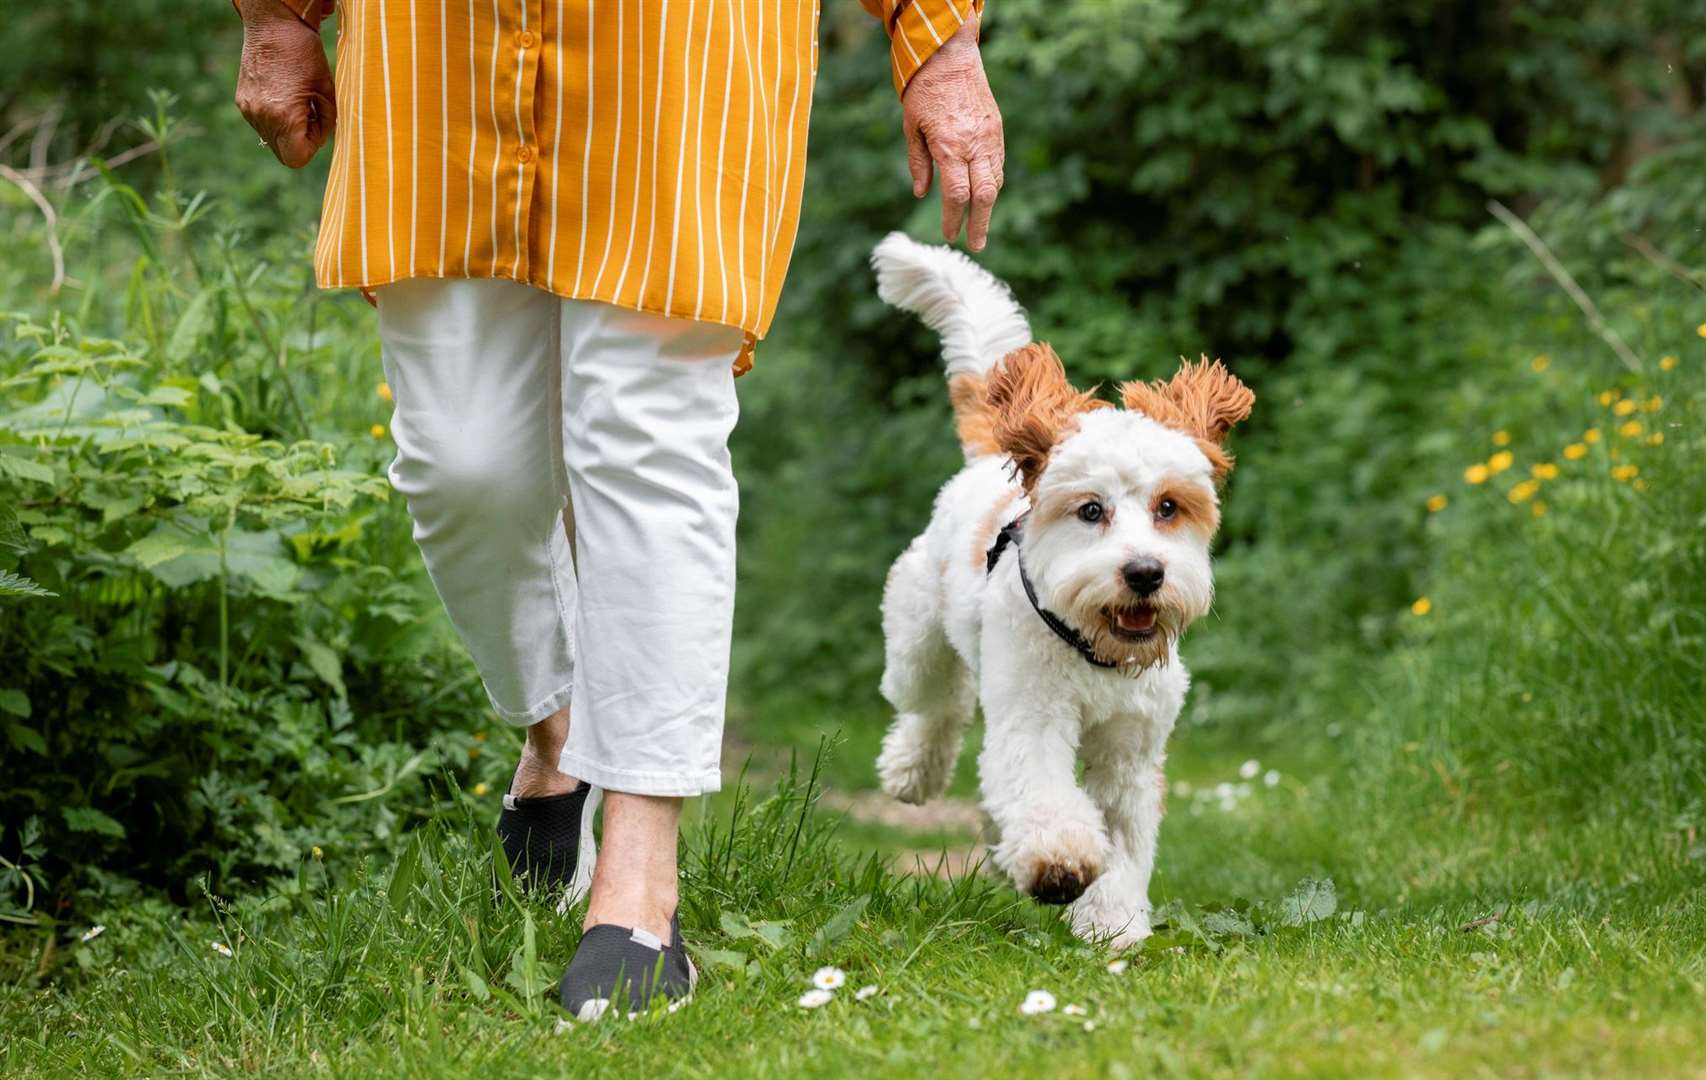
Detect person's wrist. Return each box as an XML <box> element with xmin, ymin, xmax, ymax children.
<box><xmin>934</xmin><ymin>10</ymin><xmax>980</xmax><ymax>54</ymax></box>
<box><xmin>236</xmin><ymin>0</ymin><xmax>323</xmax><ymax>32</ymax></box>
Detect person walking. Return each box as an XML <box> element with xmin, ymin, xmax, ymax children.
<box><xmin>234</xmin><ymin>0</ymin><xmax>1003</xmax><ymax>1019</ymax></box>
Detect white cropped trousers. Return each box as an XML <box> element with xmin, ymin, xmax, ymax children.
<box><xmin>377</xmin><ymin>278</ymin><xmax>742</xmax><ymax>797</ymax></box>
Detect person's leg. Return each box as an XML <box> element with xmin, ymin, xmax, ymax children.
<box><xmin>557</xmin><ymin>300</ymin><xmax>743</xmax><ymax>947</ymax></box>
<box><xmin>377</xmin><ymin>279</ymin><xmax>586</xmax><ymax>880</ymax></box>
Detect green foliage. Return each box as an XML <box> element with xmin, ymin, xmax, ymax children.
<box><xmin>733</xmin><ymin>0</ymin><xmax>1706</xmax><ymax>782</ymax></box>
<box><xmin>0</xmin><ymin>130</ymin><xmax>499</xmax><ymax>917</ymax></box>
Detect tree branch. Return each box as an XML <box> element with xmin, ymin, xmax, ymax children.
<box><xmin>1488</xmin><ymin>199</ymin><xmax>1643</xmax><ymax>373</ymax></box>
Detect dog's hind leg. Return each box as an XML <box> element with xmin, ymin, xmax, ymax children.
<box><xmin>877</xmin><ymin>540</ymin><xmax>975</xmax><ymax>805</ymax></box>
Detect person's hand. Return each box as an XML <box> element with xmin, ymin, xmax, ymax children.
<box><xmin>235</xmin><ymin>0</ymin><xmax>336</xmax><ymax>168</ymax></box>
<box><xmin>901</xmin><ymin>16</ymin><xmax>1004</xmax><ymax>251</ymax></box>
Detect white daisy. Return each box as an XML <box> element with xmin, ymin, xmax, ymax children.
<box><xmin>1263</xmin><ymin>769</ymin><xmax>1281</xmax><ymax>788</ymax></box>
<box><xmin>854</xmin><ymin>985</ymin><xmax>879</xmax><ymax>1001</ymax></box>
<box><xmin>209</xmin><ymin>941</ymin><xmax>233</xmax><ymax>958</ymax></box>
<box><xmin>1062</xmin><ymin>1003</ymin><xmax>1088</xmax><ymax>1016</ymax></box>
<box><xmin>1019</xmin><ymin>990</ymin><xmax>1056</xmax><ymax>1015</ymax></box>
<box><xmin>1239</xmin><ymin>759</ymin><xmax>1260</xmax><ymax>780</ymax></box>
<box><xmin>1083</xmin><ymin>1020</ymin><xmax>1097</xmax><ymax>1032</ymax></box>
<box><xmin>80</xmin><ymin>925</ymin><xmax>105</xmax><ymax>943</ymax></box>
<box><xmin>811</xmin><ymin>966</ymin><xmax>846</xmax><ymax>990</ymax></box>
<box><xmin>1106</xmin><ymin>959</ymin><xmax>1129</xmax><ymax>975</ymax></box>
<box><xmin>798</xmin><ymin>988</ymin><xmax>834</xmax><ymax>1009</ymax></box>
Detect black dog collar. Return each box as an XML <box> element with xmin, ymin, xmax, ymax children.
<box><xmin>986</xmin><ymin>516</ymin><xmax>1119</xmax><ymax>670</ymax></box>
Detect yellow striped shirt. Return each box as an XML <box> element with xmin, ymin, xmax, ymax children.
<box><xmin>288</xmin><ymin>0</ymin><xmax>981</xmax><ymax>372</ymax></box>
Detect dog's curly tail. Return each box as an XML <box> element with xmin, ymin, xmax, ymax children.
<box><xmin>871</xmin><ymin>232</ymin><xmax>1032</xmax><ymax>460</ymax></box>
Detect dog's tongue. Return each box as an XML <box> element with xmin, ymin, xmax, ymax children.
<box><xmin>1115</xmin><ymin>608</ymin><xmax>1157</xmax><ymax>634</ymax></box>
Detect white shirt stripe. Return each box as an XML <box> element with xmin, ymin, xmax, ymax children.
<box><xmin>437</xmin><ymin>0</ymin><xmax>449</xmax><ymax>275</ymax></box>
<box><xmin>378</xmin><ymin>0</ymin><xmax>397</xmax><ymax>278</ymax></box>
<box><xmin>587</xmin><ymin>0</ymin><xmax>628</xmax><ymax>296</ymax></box>
<box><xmin>510</xmin><ymin>3</ymin><xmax>529</xmax><ymax>278</ymax></box>
<box><xmin>661</xmin><ymin>0</ymin><xmax>698</xmax><ymax>306</ymax></box>
<box><xmin>545</xmin><ymin>0</ymin><xmax>567</xmax><ymax>283</ymax></box>
<box><xmin>486</xmin><ymin>0</ymin><xmax>503</xmax><ymax>268</ymax></box>
<box><xmin>570</xmin><ymin>0</ymin><xmax>596</xmax><ymax>291</ymax></box>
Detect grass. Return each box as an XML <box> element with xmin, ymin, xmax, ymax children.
<box><xmin>4</xmin><ymin>734</ymin><xmax>1703</xmax><ymax>1079</ymax></box>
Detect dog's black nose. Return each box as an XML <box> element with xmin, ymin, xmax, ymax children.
<box><xmin>1122</xmin><ymin>558</ymin><xmax>1165</xmax><ymax>596</ymax></box>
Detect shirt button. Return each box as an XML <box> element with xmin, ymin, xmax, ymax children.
<box><xmin>516</xmin><ymin>144</ymin><xmax>534</xmax><ymax>163</ymax></box>
<box><xmin>515</xmin><ymin>29</ymin><xmax>535</xmax><ymax>48</ymax></box>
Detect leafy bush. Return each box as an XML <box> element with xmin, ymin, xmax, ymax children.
<box><xmin>0</xmin><ymin>133</ymin><xmax>503</xmax><ymax>920</ymax></box>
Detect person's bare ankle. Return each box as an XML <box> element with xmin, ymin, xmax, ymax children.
<box><xmin>510</xmin><ymin>709</ymin><xmax>579</xmax><ymax>798</ymax></box>
<box><xmin>584</xmin><ymin>880</ymin><xmax>679</xmax><ymax>944</ymax></box>
<box><xmin>581</xmin><ymin>792</ymin><xmax>683</xmax><ymax>944</ymax></box>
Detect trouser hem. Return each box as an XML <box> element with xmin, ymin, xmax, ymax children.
<box><xmin>558</xmin><ymin>752</ymin><xmax>723</xmax><ymax>798</ymax></box>
<box><xmin>489</xmin><ymin>682</ymin><xmax>576</xmax><ymax>727</ymax></box>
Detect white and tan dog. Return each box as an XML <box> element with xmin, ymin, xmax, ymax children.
<box><xmin>869</xmin><ymin>233</ymin><xmax>1254</xmax><ymax>948</ymax></box>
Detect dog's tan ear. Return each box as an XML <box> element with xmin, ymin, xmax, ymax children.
<box><xmin>1120</xmin><ymin>356</ymin><xmax>1254</xmax><ymax>480</ymax></box>
<box><xmin>986</xmin><ymin>343</ymin><xmax>1107</xmax><ymax>488</ymax></box>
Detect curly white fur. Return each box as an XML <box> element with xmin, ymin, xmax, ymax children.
<box><xmin>871</xmin><ymin>231</ymin><xmax>1033</xmax><ymax>380</ymax></box>
<box><xmin>871</xmin><ymin>235</ymin><xmax>1235</xmax><ymax>950</ymax></box>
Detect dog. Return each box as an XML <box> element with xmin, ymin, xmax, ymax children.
<box><xmin>868</xmin><ymin>233</ymin><xmax>1254</xmax><ymax>948</ymax></box>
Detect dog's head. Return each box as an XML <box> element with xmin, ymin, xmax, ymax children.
<box><xmin>985</xmin><ymin>344</ymin><xmax>1254</xmax><ymax>671</ymax></box>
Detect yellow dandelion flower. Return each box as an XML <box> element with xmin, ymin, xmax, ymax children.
<box><xmin>1464</xmin><ymin>463</ymin><xmax>1491</xmax><ymax>484</ymax></box>
<box><xmin>1618</xmin><ymin>420</ymin><xmax>1643</xmax><ymax>438</ymax></box>
<box><xmin>1612</xmin><ymin>464</ymin><xmax>1639</xmax><ymax>482</ymax></box>
<box><xmin>467</xmin><ymin>746</ymin><xmax>480</xmax><ymax>760</ymax></box>
<box><xmin>473</xmin><ymin>731</ymin><xmax>487</xmax><ymax>742</ymax></box>
<box><xmin>1492</xmin><ymin>430</ymin><xmax>1512</xmax><ymax>447</ymax></box>
<box><xmin>370</xmin><ymin>423</ymin><xmax>386</xmax><ymax>439</ymax></box>
<box><xmin>1598</xmin><ymin>389</ymin><xmax>1621</xmax><ymax>406</ymax></box>
<box><xmin>472</xmin><ymin>782</ymin><xmax>490</xmax><ymax>797</ymax></box>
<box><xmin>1647</xmin><ymin>432</ymin><xmax>1664</xmax><ymax>446</ymax></box>
<box><xmin>1530</xmin><ymin>463</ymin><xmax>1559</xmax><ymax>480</ymax></box>
<box><xmin>1613</xmin><ymin>399</ymin><xmax>1637</xmax><ymax>416</ymax></box>
<box><xmin>1425</xmin><ymin>494</ymin><xmax>1449</xmax><ymax>513</ymax></box>
<box><xmin>311</xmin><ymin>845</ymin><xmax>324</xmax><ymax>861</ymax></box>
<box><xmin>1584</xmin><ymin>428</ymin><xmax>1602</xmax><ymax>443</ymax></box>
<box><xmin>1659</xmin><ymin>355</ymin><xmax>1678</xmax><ymax>371</ymax></box>
<box><xmin>1487</xmin><ymin>451</ymin><xmax>1514</xmax><ymax>474</ymax></box>
<box><xmin>377</xmin><ymin>381</ymin><xmax>393</xmax><ymax>402</ymax></box>
<box><xmin>1563</xmin><ymin>443</ymin><xmax>1587</xmax><ymax>461</ymax></box>
<box><xmin>1531</xmin><ymin>354</ymin><xmax>1551</xmax><ymax>373</ymax></box>
<box><xmin>1633</xmin><ymin>478</ymin><xmax>1648</xmax><ymax>492</ymax></box>
<box><xmin>1411</xmin><ymin>597</ymin><xmax>1432</xmax><ymax>617</ymax></box>
<box><xmin>1507</xmin><ymin>479</ymin><xmax>1540</xmax><ymax>503</ymax></box>
<box><xmin>1530</xmin><ymin>501</ymin><xmax>1548</xmax><ymax>518</ymax></box>
<box><xmin>1643</xmin><ymin>395</ymin><xmax>1662</xmax><ymax>412</ymax></box>
<box><xmin>1697</xmin><ymin>323</ymin><xmax>1706</xmax><ymax>339</ymax></box>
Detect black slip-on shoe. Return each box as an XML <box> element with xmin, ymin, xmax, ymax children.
<box><xmin>559</xmin><ymin>913</ymin><xmax>695</xmax><ymax>1022</ymax></box>
<box><xmin>496</xmin><ymin>784</ymin><xmax>591</xmax><ymax>894</ymax></box>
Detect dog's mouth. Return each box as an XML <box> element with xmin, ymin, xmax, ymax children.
<box><xmin>1105</xmin><ymin>604</ymin><xmax>1159</xmax><ymax>641</ymax></box>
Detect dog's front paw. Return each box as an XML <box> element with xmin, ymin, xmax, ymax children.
<box><xmin>996</xmin><ymin>820</ymin><xmax>1107</xmax><ymax>906</ymax></box>
<box><xmin>1067</xmin><ymin>869</ymin><xmax>1150</xmax><ymax>948</ymax></box>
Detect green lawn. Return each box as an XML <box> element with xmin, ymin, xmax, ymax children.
<box><xmin>5</xmin><ymin>729</ymin><xmax>1702</xmax><ymax>1078</ymax></box>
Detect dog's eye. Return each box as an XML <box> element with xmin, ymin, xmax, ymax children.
<box><xmin>1077</xmin><ymin>502</ymin><xmax>1105</xmax><ymax>524</ymax></box>
<box><xmin>1156</xmin><ymin>499</ymin><xmax>1178</xmax><ymax>521</ymax></box>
